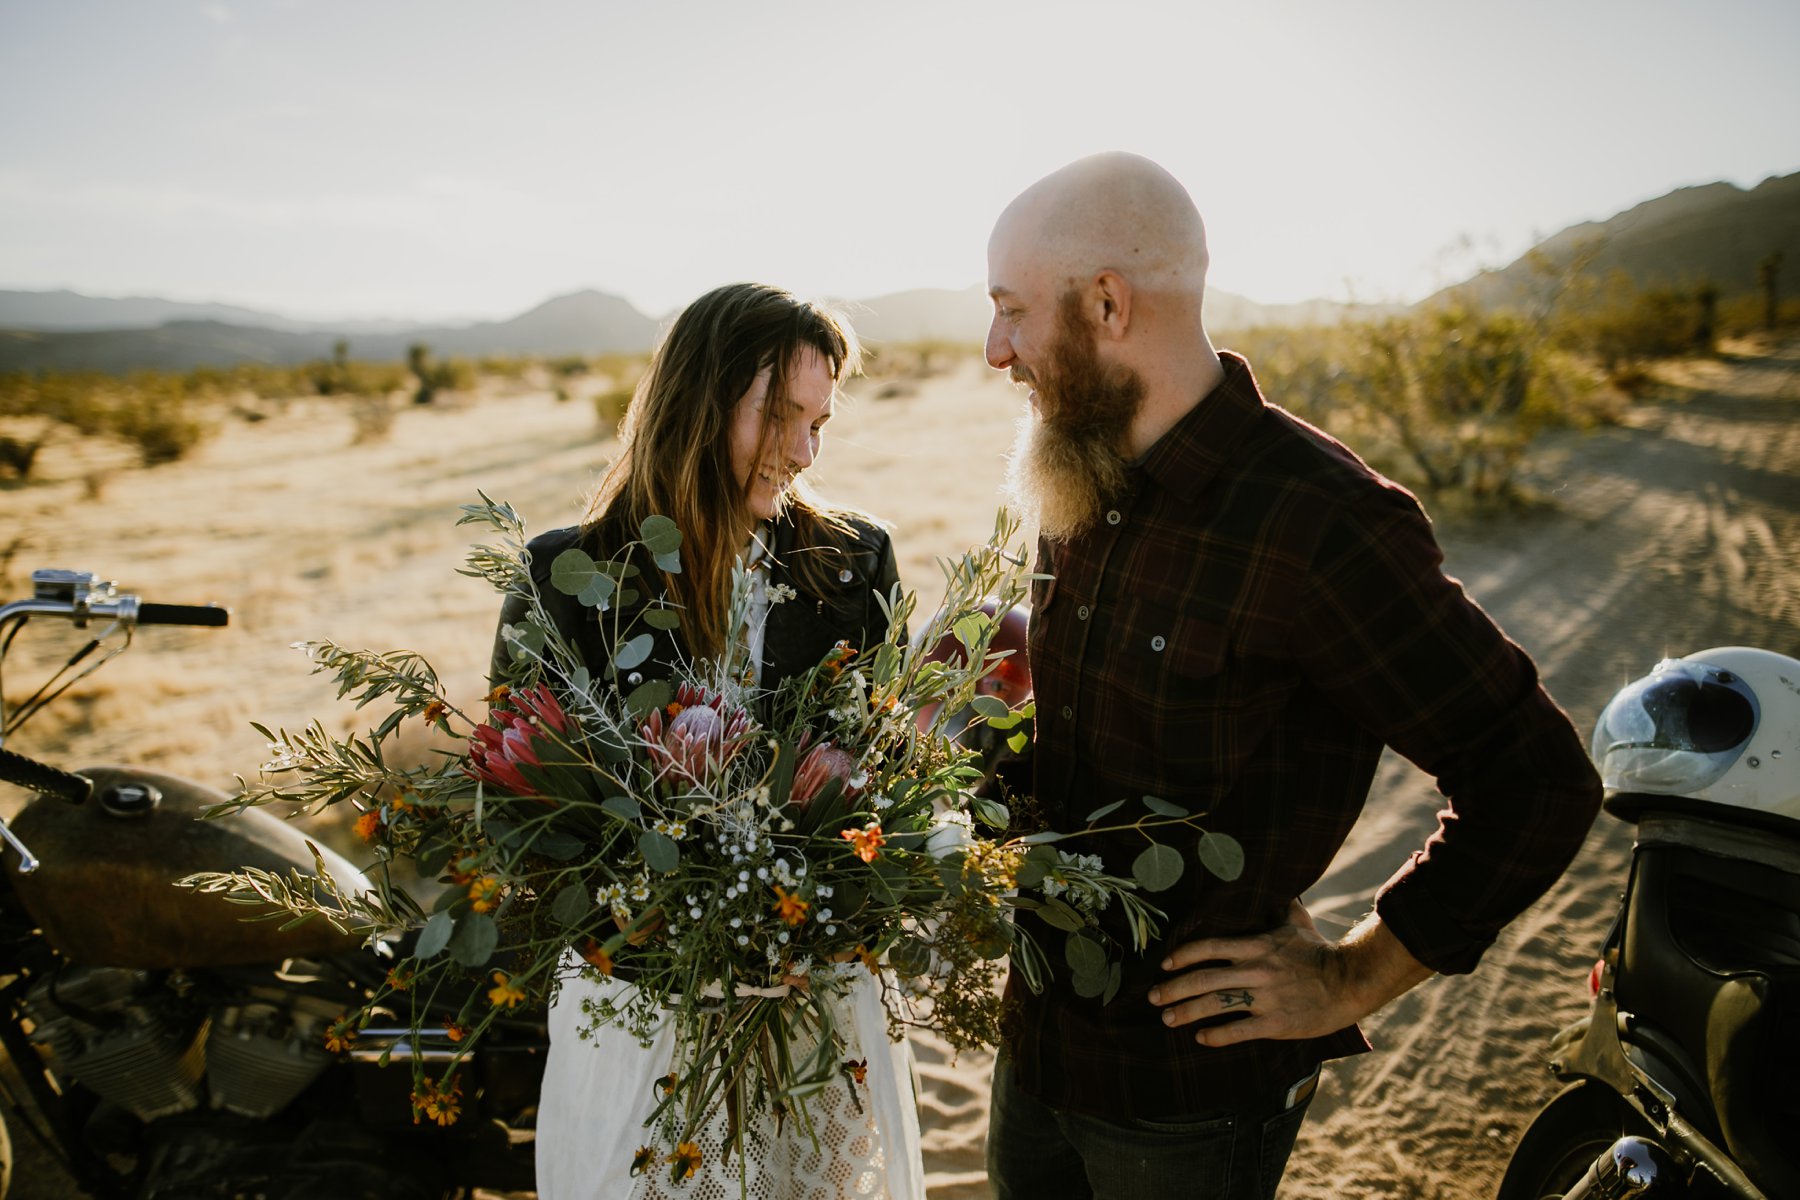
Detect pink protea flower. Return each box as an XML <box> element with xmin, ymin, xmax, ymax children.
<box><xmin>638</xmin><ymin>683</ymin><xmax>754</xmax><ymax>785</ymax></box>
<box><xmin>467</xmin><ymin>684</ymin><xmax>570</xmax><ymax>795</ymax></box>
<box><xmin>790</xmin><ymin>737</ymin><xmax>861</xmax><ymax>810</ymax></box>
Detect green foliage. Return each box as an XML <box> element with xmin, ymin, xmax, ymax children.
<box><xmin>1232</xmin><ymin>305</ymin><xmax>1601</xmax><ymax>502</ymax></box>
<box><xmin>407</xmin><ymin>343</ymin><xmax>473</xmax><ymax>405</ymax></box>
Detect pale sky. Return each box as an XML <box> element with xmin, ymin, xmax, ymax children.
<box><xmin>2</xmin><ymin>0</ymin><xmax>1796</xmax><ymax>323</ymax></box>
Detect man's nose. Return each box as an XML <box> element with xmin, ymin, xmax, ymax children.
<box><xmin>985</xmin><ymin>318</ymin><xmax>1012</xmax><ymax>370</ymax></box>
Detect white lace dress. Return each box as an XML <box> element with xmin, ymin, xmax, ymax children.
<box><xmin>535</xmin><ymin>958</ymin><xmax>923</xmax><ymax>1200</ymax></box>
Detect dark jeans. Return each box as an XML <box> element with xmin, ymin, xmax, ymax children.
<box><xmin>986</xmin><ymin>1050</ymin><xmax>1317</xmax><ymax>1200</ymax></box>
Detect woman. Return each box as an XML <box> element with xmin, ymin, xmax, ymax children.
<box><xmin>494</xmin><ymin>284</ymin><xmax>919</xmax><ymax>1200</ymax></box>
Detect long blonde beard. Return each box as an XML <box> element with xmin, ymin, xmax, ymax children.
<box><xmin>1004</xmin><ymin>410</ymin><xmax>1132</xmax><ymax>543</ymax></box>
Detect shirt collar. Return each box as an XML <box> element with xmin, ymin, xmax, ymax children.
<box><xmin>1133</xmin><ymin>350</ymin><xmax>1265</xmax><ymax>504</ymax></box>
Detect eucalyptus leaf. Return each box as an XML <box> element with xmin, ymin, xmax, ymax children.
<box><xmin>968</xmin><ymin>694</ymin><xmax>1011</xmax><ymax>721</ymax></box>
<box><xmin>1142</xmin><ymin>795</ymin><xmax>1189</xmax><ymax>818</ymax></box>
<box><xmin>533</xmin><ymin>829</ymin><xmax>585</xmax><ymax>861</ymax></box>
<box><xmin>1197</xmin><ymin>831</ymin><xmax>1246</xmax><ymax>882</ymax></box>
<box><xmin>1038</xmin><ymin>897</ymin><xmax>1084</xmax><ymax>932</ymax></box>
<box><xmin>624</xmin><ymin>679</ymin><xmax>673</xmax><ymax>719</ymax></box>
<box><xmin>550</xmin><ymin>548</ymin><xmax>617</xmax><ymax>610</ymax></box>
<box><xmin>550</xmin><ymin>882</ymin><xmax>592</xmax><ymax>926</ymax></box>
<box><xmin>601</xmin><ymin>795</ymin><xmax>642</xmax><ymax>822</ymax></box>
<box><xmin>502</xmin><ymin>620</ymin><xmax>545</xmax><ymax>661</ymax></box>
<box><xmin>639</xmin><ymin>514</ymin><xmax>682</xmax><ymax>556</ymax></box>
<box><xmin>886</xmin><ymin>937</ymin><xmax>932</xmax><ymax>977</ymax></box>
<box><xmin>653</xmin><ymin>549</ymin><xmax>682</xmax><ymax>575</ymax></box>
<box><xmin>1071</xmin><ymin>966</ymin><xmax>1110</xmax><ymax>999</ymax></box>
<box><xmin>1007</xmin><ymin>731</ymin><xmax>1029</xmax><ymax>754</ymax></box>
<box><xmin>639</xmin><ymin>829</ymin><xmax>679</xmax><ymax>874</ymax></box>
<box><xmin>1015</xmin><ymin>856</ymin><xmax>1049</xmax><ymax>889</ymax></box>
<box><xmin>614</xmin><ymin>633</ymin><xmax>655</xmax><ymax>671</ymax></box>
<box><xmin>1064</xmin><ymin>932</ymin><xmax>1107</xmax><ymax>977</ymax></box>
<box><xmin>1132</xmin><ymin>843</ymin><xmax>1185</xmax><ymax>892</ymax></box>
<box><xmin>1085</xmin><ymin>799</ymin><xmax>1126</xmax><ymax>824</ymax></box>
<box><xmin>1102</xmin><ymin>960</ymin><xmax>1123</xmax><ymax>1005</ymax></box>
<box><xmin>1019</xmin><ymin>830</ymin><xmax>1066</xmax><ymax>845</ymax></box>
<box><xmin>953</xmin><ymin>614</ymin><xmax>985</xmax><ymax>652</ymax></box>
<box><xmin>642</xmin><ymin>607</ymin><xmax>682</xmax><ymax>630</ymax></box>
<box><xmin>448</xmin><ymin>911</ymin><xmax>499</xmax><ymax>967</ymax></box>
<box><xmin>415</xmin><ymin>911</ymin><xmax>454</xmax><ymax>959</ymax></box>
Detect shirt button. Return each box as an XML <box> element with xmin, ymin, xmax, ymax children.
<box><xmin>838</xmin><ymin>568</ymin><xmax>855</xmax><ymax>582</ymax></box>
<box><xmin>1106</xmin><ymin>510</ymin><xmax>1122</xmax><ymax>526</ymax></box>
<box><xmin>1077</xmin><ymin>605</ymin><xmax>1090</xmax><ymax>621</ymax></box>
<box><xmin>1061</xmin><ymin>705</ymin><xmax>1073</xmax><ymax>721</ymax></box>
<box><xmin>1150</xmin><ymin>635</ymin><xmax>1166</xmax><ymax>652</ymax></box>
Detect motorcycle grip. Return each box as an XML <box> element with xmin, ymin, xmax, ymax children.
<box><xmin>137</xmin><ymin>602</ymin><xmax>229</xmax><ymax>627</ymax></box>
<box><xmin>0</xmin><ymin>747</ymin><xmax>93</xmax><ymax>804</ymax></box>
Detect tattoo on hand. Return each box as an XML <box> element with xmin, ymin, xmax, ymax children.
<box><xmin>1219</xmin><ymin>989</ymin><xmax>1255</xmax><ymax>1010</ymax></box>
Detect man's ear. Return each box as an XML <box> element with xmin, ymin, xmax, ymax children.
<box><xmin>1091</xmin><ymin>270</ymin><xmax>1131</xmax><ymax>339</ymax></box>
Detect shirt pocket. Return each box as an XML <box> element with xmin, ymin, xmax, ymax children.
<box><xmin>1113</xmin><ymin>600</ymin><xmax>1229</xmax><ymax>707</ymax></box>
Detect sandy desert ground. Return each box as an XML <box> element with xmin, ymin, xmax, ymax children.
<box><xmin>3</xmin><ymin>334</ymin><xmax>1797</xmax><ymax>1198</ymax></box>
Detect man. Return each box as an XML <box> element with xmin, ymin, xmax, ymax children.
<box><xmin>984</xmin><ymin>152</ymin><xmax>1601</xmax><ymax>1199</ymax></box>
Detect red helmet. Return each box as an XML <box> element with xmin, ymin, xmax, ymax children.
<box><xmin>912</xmin><ymin>601</ymin><xmax>1032</xmax><ymax>735</ymax></box>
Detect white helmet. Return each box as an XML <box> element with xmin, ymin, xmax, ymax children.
<box><xmin>1591</xmin><ymin>646</ymin><xmax>1800</xmax><ymax>826</ymax></box>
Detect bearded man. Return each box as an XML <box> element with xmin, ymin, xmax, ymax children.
<box><xmin>983</xmin><ymin>152</ymin><xmax>1602</xmax><ymax>1200</ymax></box>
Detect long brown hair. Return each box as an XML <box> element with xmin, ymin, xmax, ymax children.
<box><xmin>583</xmin><ymin>283</ymin><xmax>863</xmax><ymax>660</ymax></box>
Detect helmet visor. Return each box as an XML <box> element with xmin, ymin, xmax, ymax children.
<box><xmin>1591</xmin><ymin>659</ymin><xmax>1759</xmax><ymax>794</ymax></box>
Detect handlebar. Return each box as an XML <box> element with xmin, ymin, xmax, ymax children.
<box><xmin>0</xmin><ymin>570</ymin><xmax>228</xmax><ymax>629</ymax></box>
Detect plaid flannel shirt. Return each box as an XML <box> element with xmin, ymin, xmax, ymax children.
<box><xmin>1006</xmin><ymin>352</ymin><xmax>1601</xmax><ymax>1119</ymax></box>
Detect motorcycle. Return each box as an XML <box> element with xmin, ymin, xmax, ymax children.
<box><xmin>1498</xmin><ymin>646</ymin><xmax>1800</xmax><ymax>1200</ymax></box>
<box><xmin>0</xmin><ymin>570</ymin><xmax>544</xmax><ymax>1199</ymax></box>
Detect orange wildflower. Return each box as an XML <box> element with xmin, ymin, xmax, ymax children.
<box><xmin>654</xmin><ymin>1072</ymin><xmax>678</xmax><ymax>1097</ymax></box>
<box><xmin>852</xmin><ymin>944</ymin><xmax>881</xmax><ymax>975</ymax></box>
<box><xmin>484</xmin><ymin>684</ymin><xmax>511</xmax><ymax>705</ymax></box>
<box><xmin>844</xmin><ymin>1058</ymin><xmax>868</xmax><ymax>1086</ymax></box>
<box><xmin>578</xmin><ymin>938</ymin><xmax>615</xmax><ymax>975</ymax></box>
<box><xmin>667</xmin><ymin>1142</ymin><xmax>702</xmax><ymax>1182</ymax></box>
<box><xmin>422</xmin><ymin>699</ymin><xmax>450</xmax><ymax>725</ymax></box>
<box><xmin>324</xmin><ymin>1019</ymin><xmax>357</xmax><ymax>1054</ymax></box>
<box><xmin>488</xmin><ymin>971</ymin><xmax>526</xmax><ymax>1009</ymax></box>
<box><xmin>771</xmin><ymin>885</ymin><xmax>810</xmax><ymax>927</ymax></box>
<box><xmin>353</xmin><ymin>809</ymin><xmax>381</xmax><ymax>843</ymax></box>
<box><xmin>410</xmin><ymin>1076</ymin><xmax>463</xmax><ymax>1127</ymax></box>
<box><xmin>385</xmin><ymin>965</ymin><xmax>413</xmax><ymax>992</ymax></box>
<box><xmin>444</xmin><ymin>1022</ymin><xmax>467</xmax><ymax>1043</ymax></box>
<box><xmin>664</xmin><ymin>700</ymin><xmax>685</xmax><ymax>719</ymax></box>
<box><xmin>468</xmin><ymin>875</ymin><xmax>502</xmax><ymax>913</ymax></box>
<box><xmin>630</xmin><ymin>1145</ymin><xmax>658</xmax><ymax>1176</ymax></box>
<box><xmin>840</xmin><ymin>821</ymin><xmax>885</xmax><ymax>863</ymax></box>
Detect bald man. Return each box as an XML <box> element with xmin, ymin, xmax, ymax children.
<box><xmin>983</xmin><ymin>153</ymin><xmax>1600</xmax><ymax>1199</ymax></box>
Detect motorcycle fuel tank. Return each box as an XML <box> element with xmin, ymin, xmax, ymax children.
<box><xmin>3</xmin><ymin>765</ymin><xmax>371</xmax><ymax>967</ymax></box>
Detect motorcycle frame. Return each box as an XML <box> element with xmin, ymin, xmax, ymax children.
<box><xmin>1543</xmin><ymin>806</ymin><xmax>1800</xmax><ymax>1200</ymax></box>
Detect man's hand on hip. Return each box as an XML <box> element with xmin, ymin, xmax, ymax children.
<box><xmin>1146</xmin><ymin>900</ymin><xmax>1434</xmax><ymax>1046</ymax></box>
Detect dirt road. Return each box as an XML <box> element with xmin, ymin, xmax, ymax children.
<box><xmin>5</xmin><ymin>337</ymin><xmax>1797</xmax><ymax>1198</ymax></box>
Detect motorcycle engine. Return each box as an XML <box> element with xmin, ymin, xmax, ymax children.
<box><xmin>23</xmin><ymin>965</ymin><xmax>207</xmax><ymax>1122</ymax></box>
<box><xmin>22</xmin><ymin>963</ymin><xmax>337</xmax><ymax>1123</ymax></box>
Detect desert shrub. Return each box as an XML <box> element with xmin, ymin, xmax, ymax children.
<box><xmin>110</xmin><ymin>374</ymin><xmax>214</xmax><ymax>465</ymax></box>
<box><xmin>349</xmin><ymin>394</ymin><xmax>398</xmax><ymax>444</ymax></box>
<box><xmin>407</xmin><ymin>343</ymin><xmax>473</xmax><ymax>405</ymax></box>
<box><xmin>548</xmin><ymin>355</ymin><xmax>591</xmax><ymax>378</ymax></box>
<box><xmin>1230</xmin><ymin>307</ymin><xmax>1598</xmax><ymax>502</ymax></box>
<box><xmin>0</xmin><ymin>430</ymin><xmax>48</xmax><ymax>481</ymax></box>
<box><xmin>593</xmin><ymin>386</ymin><xmax>634</xmax><ymax>432</ymax></box>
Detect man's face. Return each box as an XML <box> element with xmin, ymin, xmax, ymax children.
<box><xmin>985</xmin><ymin>234</ymin><xmax>1057</xmax><ymax>415</ymax></box>
<box><xmin>995</xmin><ymin>276</ymin><xmax>1145</xmax><ymax>541</ymax></box>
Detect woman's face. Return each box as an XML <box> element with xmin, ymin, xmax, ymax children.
<box><xmin>729</xmin><ymin>346</ymin><xmax>836</xmax><ymax>522</ymax></box>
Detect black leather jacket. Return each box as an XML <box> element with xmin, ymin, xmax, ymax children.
<box><xmin>489</xmin><ymin>512</ymin><xmax>902</xmax><ymax>689</ymax></box>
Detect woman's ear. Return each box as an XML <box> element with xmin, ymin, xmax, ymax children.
<box><xmin>1091</xmin><ymin>270</ymin><xmax>1131</xmax><ymax>340</ymax></box>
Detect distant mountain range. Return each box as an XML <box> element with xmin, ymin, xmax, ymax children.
<box><xmin>4</xmin><ymin>168</ymin><xmax>1793</xmax><ymax>374</ymax></box>
<box><xmin>1431</xmin><ymin>170</ymin><xmax>1800</xmax><ymax>312</ymax></box>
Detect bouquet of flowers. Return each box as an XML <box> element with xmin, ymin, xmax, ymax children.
<box><xmin>184</xmin><ymin>497</ymin><xmax>1242</xmax><ymax>1181</ymax></box>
